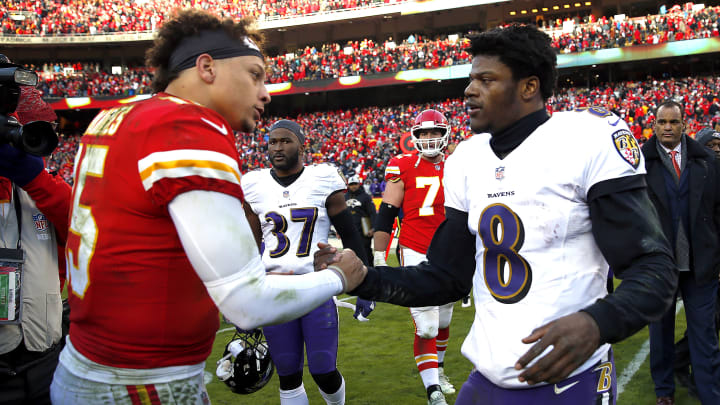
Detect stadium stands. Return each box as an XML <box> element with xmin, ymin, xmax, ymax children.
<box><xmin>1</xmin><ymin>0</ymin><xmax>409</xmax><ymax>35</ymax></box>
<box><xmin>18</xmin><ymin>3</ymin><xmax>719</xmax><ymax>97</ymax></box>
<box><xmin>46</xmin><ymin>75</ymin><xmax>720</xmax><ymax>186</ymax></box>
<box><xmin>543</xmin><ymin>4</ymin><xmax>720</xmax><ymax>53</ymax></box>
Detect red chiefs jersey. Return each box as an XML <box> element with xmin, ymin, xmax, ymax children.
<box><xmin>66</xmin><ymin>93</ymin><xmax>244</xmax><ymax>369</ymax></box>
<box><xmin>384</xmin><ymin>154</ymin><xmax>445</xmax><ymax>254</ymax></box>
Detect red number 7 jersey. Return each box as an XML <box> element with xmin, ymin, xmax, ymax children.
<box><xmin>384</xmin><ymin>154</ymin><xmax>445</xmax><ymax>254</ymax></box>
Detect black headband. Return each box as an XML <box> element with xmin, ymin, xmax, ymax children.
<box><xmin>169</xmin><ymin>30</ymin><xmax>263</xmax><ymax>73</ymax></box>
<box><xmin>270</xmin><ymin>120</ymin><xmax>305</xmax><ymax>144</ymax></box>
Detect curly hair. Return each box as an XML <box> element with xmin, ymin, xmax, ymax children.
<box><xmin>145</xmin><ymin>9</ymin><xmax>264</xmax><ymax>93</ymax></box>
<box><xmin>468</xmin><ymin>24</ymin><xmax>558</xmax><ymax>100</ymax></box>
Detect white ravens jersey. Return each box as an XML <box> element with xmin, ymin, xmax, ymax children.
<box><xmin>242</xmin><ymin>164</ymin><xmax>347</xmax><ymax>275</ymax></box>
<box><xmin>444</xmin><ymin>108</ymin><xmax>644</xmax><ymax>388</ymax></box>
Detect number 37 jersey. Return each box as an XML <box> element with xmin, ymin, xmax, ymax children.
<box><xmin>242</xmin><ymin>164</ymin><xmax>346</xmax><ymax>275</ymax></box>
<box><xmin>444</xmin><ymin>109</ymin><xmax>645</xmax><ymax>388</ymax></box>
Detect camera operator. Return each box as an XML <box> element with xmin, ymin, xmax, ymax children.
<box><xmin>0</xmin><ymin>55</ymin><xmax>71</xmax><ymax>405</ymax></box>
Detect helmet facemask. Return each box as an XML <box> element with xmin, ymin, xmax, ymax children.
<box><xmin>410</xmin><ymin>109</ymin><xmax>450</xmax><ymax>157</ymax></box>
<box><xmin>216</xmin><ymin>328</ymin><xmax>274</xmax><ymax>394</ymax></box>
<box><xmin>411</xmin><ymin>128</ymin><xmax>448</xmax><ymax>157</ymax></box>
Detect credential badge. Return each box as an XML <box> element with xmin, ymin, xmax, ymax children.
<box><xmin>495</xmin><ymin>166</ymin><xmax>505</xmax><ymax>180</ymax></box>
<box><xmin>611</xmin><ymin>129</ymin><xmax>641</xmax><ymax>169</ymax></box>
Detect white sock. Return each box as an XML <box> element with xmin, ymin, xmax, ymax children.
<box><xmin>319</xmin><ymin>376</ymin><xmax>345</xmax><ymax>405</ymax></box>
<box><xmin>419</xmin><ymin>368</ymin><xmax>439</xmax><ymax>389</ymax></box>
<box><xmin>279</xmin><ymin>383</ymin><xmax>309</xmax><ymax>405</ymax></box>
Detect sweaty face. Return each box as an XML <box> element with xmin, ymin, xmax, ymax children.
<box><xmin>268</xmin><ymin>128</ymin><xmax>302</xmax><ymax>172</ymax></box>
<box><xmin>211</xmin><ymin>55</ymin><xmax>270</xmax><ymax>132</ymax></box>
<box><xmin>654</xmin><ymin>105</ymin><xmax>684</xmax><ymax>149</ymax></box>
<box><xmin>464</xmin><ymin>55</ymin><xmax>523</xmax><ymax>134</ymax></box>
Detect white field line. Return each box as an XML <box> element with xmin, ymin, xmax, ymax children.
<box><xmin>616</xmin><ymin>301</ymin><xmax>684</xmax><ymax>396</ymax></box>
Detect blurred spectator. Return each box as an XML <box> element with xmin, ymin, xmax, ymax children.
<box><xmin>31</xmin><ymin>75</ymin><xmax>720</xmax><ymax>188</ymax></box>
<box><xmin>0</xmin><ymin>0</ymin><xmax>411</xmax><ymax>36</ymax></box>
<box><xmin>11</xmin><ymin>4</ymin><xmax>718</xmax><ymax>93</ymax></box>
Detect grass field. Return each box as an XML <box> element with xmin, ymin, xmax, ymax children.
<box><xmin>204</xmin><ymin>257</ymin><xmax>705</xmax><ymax>405</ymax></box>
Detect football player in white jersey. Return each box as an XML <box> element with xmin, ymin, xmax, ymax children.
<box><xmin>242</xmin><ymin>120</ymin><xmax>372</xmax><ymax>405</ymax></box>
<box><xmin>321</xmin><ymin>24</ymin><xmax>678</xmax><ymax>404</ymax></box>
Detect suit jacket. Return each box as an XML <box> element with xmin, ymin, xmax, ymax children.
<box><xmin>642</xmin><ymin>135</ymin><xmax>720</xmax><ymax>284</ymax></box>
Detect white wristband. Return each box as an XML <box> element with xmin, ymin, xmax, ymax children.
<box><xmin>373</xmin><ymin>251</ymin><xmax>387</xmax><ymax>266</ymax></box>
<box><xmin>327</xmin><ymin>265</ymin><xmax>347</xmax><ymax>292</ymax></box>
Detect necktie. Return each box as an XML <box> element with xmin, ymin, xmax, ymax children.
<box><xmin>669</xmin><ymin>150</ymin><xmax>681</xmax><ymax>178</ymax></box>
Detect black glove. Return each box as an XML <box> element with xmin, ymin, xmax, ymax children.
<box><xmin>353</xmin><ymin>298</ymin><xmax>376</xmax><ymax>321</ymax></box>
<box><xmin>0</xmin><ymin>144</ymin><xmax>44</xmax><ymax>186</ymax></box>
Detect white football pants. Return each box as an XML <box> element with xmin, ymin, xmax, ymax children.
<box><xmin>399</xmin><ymin>246</ymin><xmax>454</xmax><ymax>338</ymax></box>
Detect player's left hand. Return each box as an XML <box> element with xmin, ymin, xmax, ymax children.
<box><xmin>353</xmin><ymin>298</ymin><xmax>375</xmax><ymax>321</ymax></box>
<box><xmin>514</xmin><ymin>311</ymin><xmax>601</xmax><ymax>385</ymax></box>
<box><xmin>314</xmin><ymin>242</ymin><xmax>341</xmax><ymax>270</ymax></box>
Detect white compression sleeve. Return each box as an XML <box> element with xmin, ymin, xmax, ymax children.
<box><xmin>168</xmin><ymin>190</ymin><xmax>343</xmax><ymax>330</ymax></box>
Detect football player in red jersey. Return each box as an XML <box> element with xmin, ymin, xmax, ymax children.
<box><xmin>373</xmin><ymin>109</ymin><xmax>456</xmax><ymax>405</ymax></box>
<box><xmin>49</xmin><ymin>9</ymin><xmax>365</xmax><ymax>405</ymax></box>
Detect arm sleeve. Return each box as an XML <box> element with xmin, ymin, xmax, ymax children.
<box><xmin>364</xmin><ymin>193</ymin><xmax>377</xmax><ymax>224</ymax></box>
<box><xmin>582</xmin><ymin>176</ymin><xmax>678</xmax><ymax>344</ymax></box>
<box><xmin>331</xmin><ymin>208</ymin><xmax>370</xmax><ymax>266</ymax></box>
<box><xmin>169</xmin><ymin>190</ymin><xmax>344</xmax><ymax>330</ymax></box>
<box><xmin>21</xmin><ymin>170</ymin><xmax>72</xmax><ymax>244</ymax></box>
<box><xmin>350</xmin><ymin>207</ymin><xmax>475</xmax><ymax>306</ymax></box>
<box><xmin>714</xmin><ymin>159</ymin><xmax>720</xmax><ymax>238</ymax></box>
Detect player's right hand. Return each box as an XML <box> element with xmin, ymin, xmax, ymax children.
<box><xmin>373</xmin><ymin>251</ymin><xmax>388</xmax><ymax>267</ymax></box>
<box><xmin>327</xmin><ymin>248</ymin><xmax>367</xmax><ymax>293</ymax></box>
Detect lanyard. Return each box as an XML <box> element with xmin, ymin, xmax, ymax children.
<box><xmin>12</xmin><ymin>185</ymin><xmax>22</xmax><ymax>250</ymax></box>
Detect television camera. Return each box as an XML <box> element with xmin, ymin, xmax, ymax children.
<box><xmin>0</xmin><ymin>62</ymin><xmax>58</xmax><ymax>156</ymax></box>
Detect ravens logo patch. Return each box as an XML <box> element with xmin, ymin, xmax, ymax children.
<box><xmin>612</xmin><ymin>129</ymin><xmax>641</xmax><ymax>169</ymax></box>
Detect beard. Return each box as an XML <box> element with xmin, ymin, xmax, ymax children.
<box><xmin>271</xmin><ymin>151</ymin><xmax>300</xmax><ymax>171</ymax></box>
<box><xmin>469</xmin><ymin>116</ymin><xmax>490</xmax><ymax>134</ymax></box>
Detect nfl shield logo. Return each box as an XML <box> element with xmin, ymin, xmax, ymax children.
<box><xmin>32</xmin><ymin>213</ymin><xmax>48</xmax><ymax>231</ymax></box>
<box><xmin>495</xmin><ymin>166</ymin><xmax>505</xmax><ymax>180</ymax></box>
<box><xmin>283</xmin><ymin>191</ymin><xmax>290</xmax><ymax>198</ymax></box>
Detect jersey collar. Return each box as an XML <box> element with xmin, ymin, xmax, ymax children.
<box><xmin>489</xmin><ymin>108</ymin><xmax>549</xmax><ymax>159</ymax></box>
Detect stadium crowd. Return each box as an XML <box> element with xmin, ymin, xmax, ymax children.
<box><xmin>21</xmin><ymin>3</ymin><xmax>720</xmax><ymax>97</ymax></box>
<box><xmin>25</xmin><ymin>32</ymin><xmax>470</xmax><ymax>97</ymax></box>
<box><xmin>264</xmin><ymin>33</ymin><xmax>470</xmax><ymax>83</ymax></box>
<box><xmin>0</xmin><ymin>0</ymin><xmax>407</xmax><ymax>35</ymax></box>
<box><xmin>46</xmin><ymin>75</ymin><xmax>720</xmax><ymax>190</ymax></box>
<box><xmin>32</xmin><ymin>62</ymin><xmax>154</xmax><ymax>97</ymax></box>
<box><xmin>544</xmin><ymin>3</ymin><xmax>720</xmax><ymax>53</ymax></box>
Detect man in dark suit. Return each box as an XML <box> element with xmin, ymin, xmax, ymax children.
<box><xmin>643</xmin><ymin>100</ymin><xmax>720</xmax><ymax>405</ymax></box>
<box><xmin>672</xmin><ymin>126</ymin><xmax>720</xmax><ymax>398</ymax></box>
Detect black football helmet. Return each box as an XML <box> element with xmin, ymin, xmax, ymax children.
<box><xmin>216</xmin><ymin>328</ymin><xmax>274</xmax><ymax>394</ymax></box>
